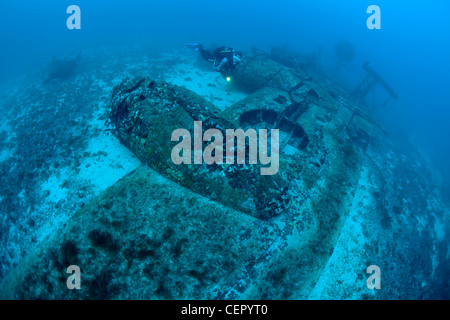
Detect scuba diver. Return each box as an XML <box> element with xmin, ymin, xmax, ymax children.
<box><xmin>186</xmin><ymin>43</ymin><xmax>242</xmax><ymax>76</ymax></box>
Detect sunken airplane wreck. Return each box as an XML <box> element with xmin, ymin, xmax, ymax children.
<box><xmin>1</xmin><ymin>48</ymin><xmax>448</xmax><ymax>300</ymax></box>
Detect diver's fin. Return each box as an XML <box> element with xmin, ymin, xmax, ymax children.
<box><xmin>186</xmin><ymin>43</ymin><xmax>201</xmax><ymax>52</ymax></box>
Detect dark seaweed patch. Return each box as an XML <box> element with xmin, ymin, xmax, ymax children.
<box><xmin>88</xmin><ymin>229</ymin><xmax>119</xmax><ymax>252</ymax></box>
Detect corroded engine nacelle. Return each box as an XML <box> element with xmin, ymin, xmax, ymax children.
<box><xmin>229</xmin><ymin>54</ymin><xmax>301</xmax><ymax>92</ymax></box>
<box><xmin>107</xmin><ymin>77</ymin><xmax>292</xmax><ymax>220</ymax></box>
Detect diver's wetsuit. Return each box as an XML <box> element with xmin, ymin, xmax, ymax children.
<box><xmin>188</xmin><ymin>43</ymin><xmax>242</xmax><ymax>74</ymax></box>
